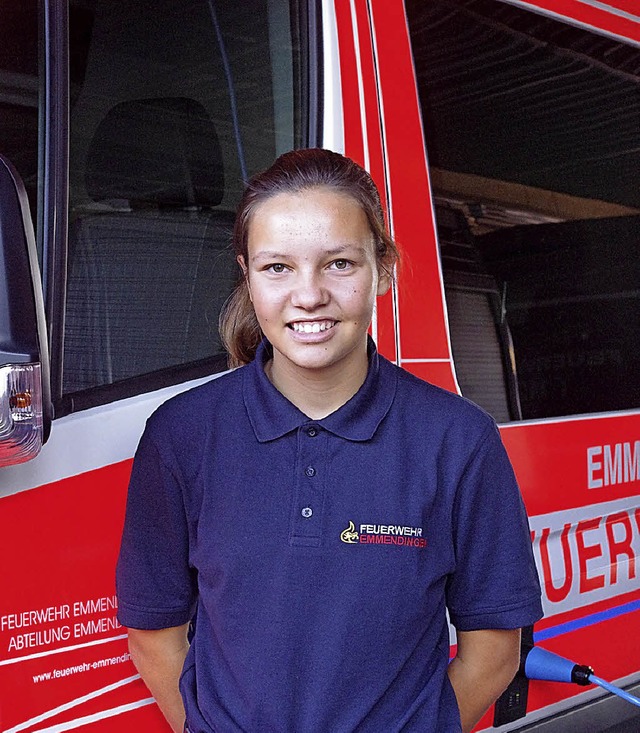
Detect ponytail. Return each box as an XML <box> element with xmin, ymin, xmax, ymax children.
<box><xmin>219</xmin><ymin>280</ymin><xmax>262</xmax><ymax>369</ymax></box>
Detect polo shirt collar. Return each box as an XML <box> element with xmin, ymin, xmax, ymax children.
<box><xmin>243</xmin><ymin>337</ymin><xmax>397</xmax><ymax>443</ymax></box>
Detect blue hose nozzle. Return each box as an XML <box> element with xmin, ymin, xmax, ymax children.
<box><xmin>524</xmin><ymin>646</ymin><xmax>592</xmax><ymax>686</ymax></box>
<box><xmin>524</xmin><ymin>646</ymin><xmax>640</xmax><ymax>708</ymax></box>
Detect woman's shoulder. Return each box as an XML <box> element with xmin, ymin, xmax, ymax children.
<box><xmin>145</xmin><ymin>365</ymin><xmax>245</xmax><ymax>437</ymax></box>
<box><xmin>383</xmin><ymin>357</ymin><xmax>496</xmax><ymax>433</ymax></box>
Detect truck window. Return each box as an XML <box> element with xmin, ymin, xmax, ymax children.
<box><xmin>405</xmin><ymin>0</ymin><xmax>640</xmax><ymax>421</ymax></box>
<box><xmin>62</xmin><ymin>0</ymin><xmax>303</xmax><ymax>402</ymax></box>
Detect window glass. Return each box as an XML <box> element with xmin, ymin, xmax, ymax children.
<box><xmin>405</xmin><ymin>0</ymin><xmax>640</xmax><ymax>421</ymax></box>
<box><xmin>63</xmin><ymin>0</ymin><xmax>302</xmax><ymax>396</ymax></box>
<box><xmin>0</xmin><ymin>2</ymin><xmax>39</xmax><ymax>222</ymax></box>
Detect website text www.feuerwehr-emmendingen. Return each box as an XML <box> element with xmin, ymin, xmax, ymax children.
<box><xmin>32</xmin><ymin>652</ymin><xmax>131</xmax><ymax>683</ymax></box>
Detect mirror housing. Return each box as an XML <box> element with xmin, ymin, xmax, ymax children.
<box><xmin>0</xmin><ymin>154</ymin><xmax>51</xmax><ymax>467</ymax></box>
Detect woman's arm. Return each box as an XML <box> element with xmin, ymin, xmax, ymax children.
<box><xmin>447</xmin><ymin>627</ymin><xmax>521</xmax><ymax>733</ymax></box>
<box><xmin>127</xmin><ymin>623</ymin><xmax>190</xmax><ymax>733</ymax></box>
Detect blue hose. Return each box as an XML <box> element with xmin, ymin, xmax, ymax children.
<box><xmin>590</xmin><ymin>675</ymin><xmax>640</xmax><ymax>708</ymax></box>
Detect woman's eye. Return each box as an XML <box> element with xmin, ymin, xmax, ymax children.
<box><xmin>332</xmin><ymin>259</ymin><xmax>350</xmax><ymax>270</ymax></box>
<box><xmin>268</xmin><ymin>263</ymin><xmax>287</xmax><ymax>273</ymax></box>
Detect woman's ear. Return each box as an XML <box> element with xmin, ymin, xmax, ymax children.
<box><xmin>376</xmin><ymin>263</ymin><xmax>393</xmax><ymax>296</ymax></box>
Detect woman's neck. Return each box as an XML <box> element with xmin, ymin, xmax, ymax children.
<box><xmin>265</xmin><ymin>352</ymin><xmax>368</xmax><ymax>420</ymax></box>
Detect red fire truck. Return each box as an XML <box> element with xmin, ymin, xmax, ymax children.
<box><xmin>1</xmin><ymin>0</ymin><xmax>638</xmax><ymax>730</ymax></box>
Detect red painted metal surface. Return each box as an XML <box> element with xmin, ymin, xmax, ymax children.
<box><xmin>368</xmin><ymin>0</ymin><xmax>452</xmax><ymax>365</ymax></box>
<box><xmin>505</xmin><ymin>0</ymin><xmax>640</xmax><ymax>41</ymax></box>
<box><xmin>0</xmin><ymin>461</ymin><xmax>171</xmax><ymax>731</ymax></box>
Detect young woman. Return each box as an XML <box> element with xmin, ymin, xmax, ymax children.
<box><xmin>116</xmin><ymin>148</ymin><xmax>542</xmax><ymax>733</ymax></box>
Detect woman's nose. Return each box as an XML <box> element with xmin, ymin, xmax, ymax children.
<box><xmin>290</xmin><ymin>271</ymin><xmax>329</xmax><ymax>309</ymax></box>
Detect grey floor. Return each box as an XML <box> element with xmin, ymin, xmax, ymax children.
<box><xmin>600</xmin><ymin>716</ymin><xmax>640</xmax><ymax>733</ymax></box>
<box><xmin>513</xmin><ymin>683</ymin><xmax>640</xmax><ymax>733</ymax></box>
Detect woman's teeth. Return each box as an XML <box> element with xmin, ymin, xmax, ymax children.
<box><xmin>291</xmin><ymin>321</ymin><xmax>335</xmax><ymax>333</ymax></box>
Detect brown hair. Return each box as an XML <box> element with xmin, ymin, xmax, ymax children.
<box><xmin>219</xmin><ymin>148</ymin><xmax>399</xmax><ymax>367</ymax></box>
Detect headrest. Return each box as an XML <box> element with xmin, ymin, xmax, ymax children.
<box><xmin>86</xmin><ymin>97</ymin><xmax>224</xmax><ymax>207</ymax></box>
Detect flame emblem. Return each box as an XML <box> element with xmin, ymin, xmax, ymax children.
<box><xmin>340</xmin><ymin>521</ymin><xmax>359</xmax><ymax>544</ymax></box>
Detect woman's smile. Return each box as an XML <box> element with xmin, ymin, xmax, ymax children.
<box><xmin>289</xmin><ymin>319</ymin><xmax>337</xmax><ymax>334</ymax></box>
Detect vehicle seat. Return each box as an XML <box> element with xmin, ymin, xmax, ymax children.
<box><xmin>437</xmin><ymin>205</ymin><xmax>522</xmax><ymax>422</ymax></box>
<box><xmin>64</xmin><ymin>97</ymin><xmax>237</xmax><ymax>393</ymax></box>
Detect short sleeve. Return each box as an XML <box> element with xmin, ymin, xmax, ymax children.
<box><xmin>116</xmin><ymin>426</ymin><xmax>197</xmax><ymax>629</ymax></box>
<box><xmin>446</xmin><ymin>424</ymin><xmax>543</xmax><ymax>631</ymax></box>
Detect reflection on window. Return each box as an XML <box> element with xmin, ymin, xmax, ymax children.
<box><xmin>405</xmin><ymin>0</ymin><xmax>640</xmax><ymax>420</ymax></box>
<box><xmin>0</xmin><ymin>2</ymin><xmax>39</xmax><ymax>220</ymax></box>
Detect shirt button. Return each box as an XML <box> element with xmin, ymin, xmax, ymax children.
<box><xmin>301</xmin><ymin>507</ymin><xmax>313</xmax><ymax>518</ymax></box>
<box><xmin>307</xmin><ymin>427</ymin><xmax>318</xmax><ymax>437</ymax></box>
<box><xmin>305</xmin><ymin>466</ymin><xmax>316</xmax><ymax>477</ymax></box>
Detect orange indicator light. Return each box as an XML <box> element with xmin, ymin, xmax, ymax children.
<box><xmin>9</xmin><ymin>392</ymin><xmax>32</xmax><ymax>410</ymax></box>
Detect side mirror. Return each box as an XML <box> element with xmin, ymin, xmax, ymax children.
<box><xmin>0</xmin><ymin>154</ymin><xmax>51</xmax><ymax>466</ymax></box>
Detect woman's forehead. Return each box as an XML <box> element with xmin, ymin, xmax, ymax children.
<box><xmin>254</xmin><ymin>186</ymin><xmax>362</xmax><ymax>217</ymax></box>
<box><xmin>247</xmin><ymin>188</ymin><xmax>373</xmax><ymax>249</ymax></box>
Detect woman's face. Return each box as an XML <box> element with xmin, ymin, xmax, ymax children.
<box><xmin>240</xmin><ymin>186</ymin><xmax>390</xmax><ymax>381</ymax></box>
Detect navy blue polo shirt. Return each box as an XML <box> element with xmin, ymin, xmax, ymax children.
<box><xmin>116</xmin><ymin>340</ymin><xmax>542</xmax><ymax>733</ymax></box>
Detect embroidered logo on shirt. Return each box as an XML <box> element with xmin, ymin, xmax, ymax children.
<box><xmin>340</xmin><ymin>521</ymin><xmax>427</xmax><ymax>548</ymax></box>
<box><xmin>340</xmin><ymin>521</ymin><xmax>359</xmax><ymax>544</ymax></box>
